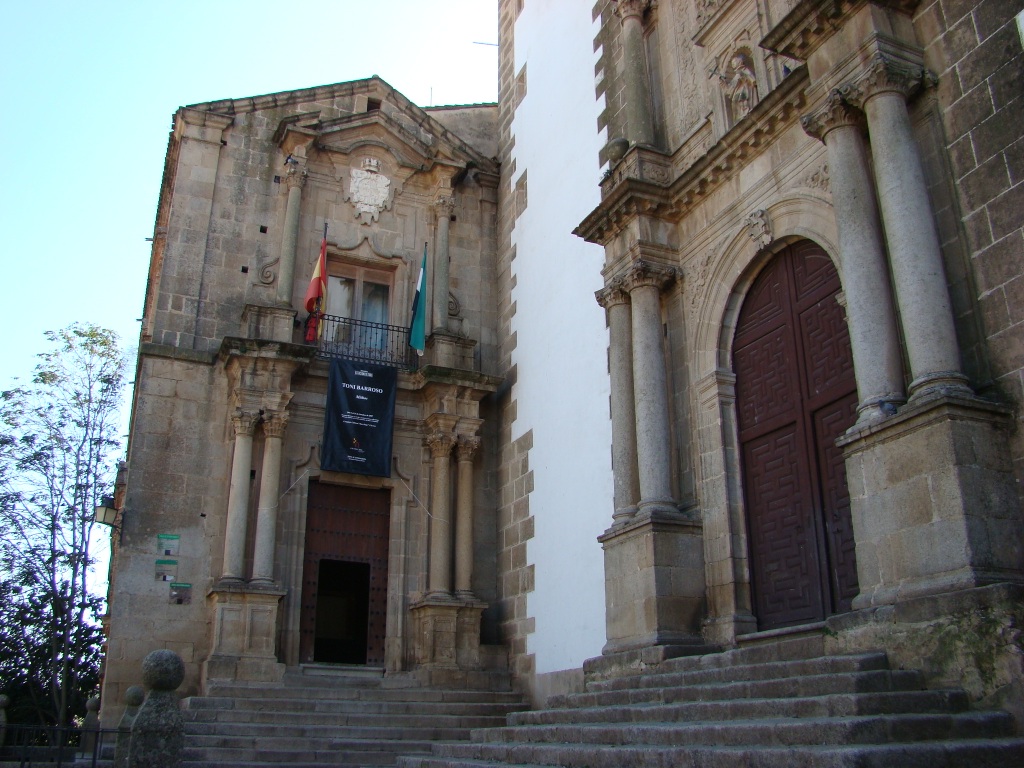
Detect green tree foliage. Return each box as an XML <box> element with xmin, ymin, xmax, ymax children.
<box><xmin>0</xmin><ymin>324</ymin><xmax>126</xmax><ymax>727</ymax></box>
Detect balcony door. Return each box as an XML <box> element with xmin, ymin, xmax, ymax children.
<box><xmin>325</xmin><ymin>263</ymin><xmax>392</xmax><ymax>356</ymax></box>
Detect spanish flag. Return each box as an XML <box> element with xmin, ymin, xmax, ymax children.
<box><xmin>304</xmin><ymin>224</ymin><xmax>328</xmax><ymax>341</ymax></box>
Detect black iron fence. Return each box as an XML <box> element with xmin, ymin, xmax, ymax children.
<box><xmin>309</xmin><ymin>314</ymin><xmax>417</xmax><ymax>370</ymax></box>
<box><xmin>0</xmin><ymin>724</ymin><xmax>117</xmax><ymax>768</ymax></box>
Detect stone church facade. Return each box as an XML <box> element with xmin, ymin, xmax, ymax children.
<box><xmin>102</xmin><ymin>0</ymin><xmax>1024</xmax><ymax>729</ymax></box>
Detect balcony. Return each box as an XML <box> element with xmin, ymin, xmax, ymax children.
<box><xmin>310</xmin><ymin>313</ymin><xmax>417</xmax><ymax>370</ymax></box>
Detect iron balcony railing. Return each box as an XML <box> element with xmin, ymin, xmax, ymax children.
<box><xmin>310</xmin><ymin>313</ymin><xmax>417</xmax><ymax>370</ymax></box>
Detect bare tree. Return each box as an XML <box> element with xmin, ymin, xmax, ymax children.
<box><xmin>0</xmin><ymin>324</ymin><xmax>125</xmax><ymax>726</ymax></box>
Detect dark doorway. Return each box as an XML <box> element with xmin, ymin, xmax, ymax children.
<box><xmin>313</xmin><ymin>560</ymin><xmax>371</xmax><ymax>664</ymax></box>
<box><xmin>733</xmin><ymin>241</ymin><xmax>859</xmax><ymax>631</ymax></box>
<box><xmin>300</xmin><ymin>481</ymin><xmax>390</xmax><ymax>664</ymax></box>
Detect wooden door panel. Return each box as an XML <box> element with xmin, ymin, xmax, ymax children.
<box><xmin>735</xmin><ymin>242</ymin><xmax>859</xmax><ymax>630</ymax></box>
<box><xmin>814</xmin><ymin>392</ymin><xmax>860</xmax><ymax>613</ymax></box>
<box><xmin>742</xmin><ymin>424</ymin><xmax>824</xmax><ymax>627</ymax></box>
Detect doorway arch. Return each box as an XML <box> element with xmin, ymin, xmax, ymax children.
<box><xmin>733</xmin><ymin>240</ymin><xmax>859</xmax><ymax>630</ymax></box>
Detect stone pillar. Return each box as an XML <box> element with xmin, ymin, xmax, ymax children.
<box><xmin>802</xmin><ymin>91</ymin><xmax>905</xmax><ymax>424</ymax></box>
<box><xmin>615</xmin><ymin>0</ymin><xmax>656</xmax><ymax>146</ymax></box>
<box><xmin>454</xmin><ymin>435</ymin><xmax>481</xmax><ymax>597</ymax></box>
<box><xmin>128</xmin><ymin>650</ymin><xmax>184</xmax><ymax>768</ymax></box>
<box><xmin>250</xmin><ymin>412</ymin><xmax>288</xmax><ymax>585</ymax></box>
<box><xmin>596</xmin><ymin>280</ymin><xmax>640</xmax><ymax>522</ymax></box>
<box><xmin>843</xmin><ymin>54</ymin><xmax>969</xmax><ymax>399</ymax></box>
<box><xmin>221</xmin><ymin>410</ymin><xmax>258</xmax><ymax>581</ymax></box>
<box><xmin>431</xmin><ymin>195</ymin><xmax>455</xmax><ymax>334</ymax></box>
<box><xmin>624</xmin><ymin>261</ymin><xmax>676</xmax><ymax>517</ymax></box>
<box><xmin>274</xmin><ymin>160</ymin><xmax>307</xmax><ymax>306</ymax></box>
<box><xmin>114</xmin><ymin>686</ymin><xmax>145</xmax><ymax>768</ymax></box>
<box><xmin>426</xmin><ymin>417</ymin><xmax>458</xmax><ymax>596</ymax></box>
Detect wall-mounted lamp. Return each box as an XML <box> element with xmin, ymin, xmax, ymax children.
<box><xmin>94</xmin><ymin>496</ymin><xmax>119</xmax><ymax>528</ymax></box>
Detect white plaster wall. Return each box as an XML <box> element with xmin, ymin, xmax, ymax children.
<box><xmin>510</xmin><ymin>0</ymin><xmax>611</xmax><ymax>674</ymax></box>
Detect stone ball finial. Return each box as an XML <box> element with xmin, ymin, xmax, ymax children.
<box><xmin>86</xmin><ymin>696</ymin><xmax>100</xmax><ymax>713</ymax></box>
<box><xmin>140</xmin><ymin>649</ymin><xmax>185</xmax><ymax>692</ymax></box>
<box><xmin>124</xmin><ymin>686</ymin><xmax>145</xmax><ymax>707</ymax></box>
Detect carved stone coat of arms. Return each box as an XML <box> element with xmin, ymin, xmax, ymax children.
<box><xmin>345</xmin><ymin>157</ymin><xmax>393</xmax><ymax>224</ymax></box>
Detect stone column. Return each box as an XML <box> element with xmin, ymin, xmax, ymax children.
<box><xmin>250</xmin><ymin>412</ymin><xmax>288</xmax><ymax>585</ymax></box>
<box><xmin>275</xmin><ymin>160</ymin><xmax>307</xmax><ymax>306</ymax></box>
<box><xmin>843</xmin><ymin>54</ymin><xmax>969</xmax><ymax>398</ymax></box>
<box><xmin>426</xmin><ymin>422</ymin><xmax>457</xmax><ymax>595</ymax></box>
<box><xmin>596</xmin><ymin>280</ymin><xmax>640</xmax><ymax>522</ymax></box>
<box><xmin>431</xmin><ymin>195</ymin><xmax>455</xmax><ymax>334</ymax></box>
<box><xmin>624</xmin><ymin>261</ymin><xmax>676</xmax><ymax>516</ymax></box>
<box><xmin>615</xmin><ymin>0</ymin><xmax>656</xmax><ymax>146</ymax></box>
<box><xmin>454</xmin><ymin>435</ymin><xmax>481</xmax><ymax>597</ymax></box>
<box><xmin>802</xmin><ymin>91</ymin><xmax>905</xmax><ymax>424</ymax></box>
<box><xmin>221</xmin><ymin>410</ymin><xmax>258</xmax><ymax>581</ymax></box>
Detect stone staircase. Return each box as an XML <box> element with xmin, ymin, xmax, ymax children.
<box><xmin>179</xmin><ymin>667</ymin><xmax>528</xmax><ymax>768</ymax></box>
<box><xmin>398</xmin><ymin>636</ymin><xmax>1024</xmax><ymax>767</ymax></box>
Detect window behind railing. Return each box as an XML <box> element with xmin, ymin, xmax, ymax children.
<box><xmin>314</xmin><ymin>314</ymin><xmax>416</xmax><ymax>370</ymax></box>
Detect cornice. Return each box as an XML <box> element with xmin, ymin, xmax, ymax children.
<box><xmin>575</xmin><ymin>66</ymin><xmax>810</xmax><ymax>246</ymax></box>
<box><xmin>761</xmin><ymin>0</ymin><xmax>920</xmax><ymax>62</ymax></box>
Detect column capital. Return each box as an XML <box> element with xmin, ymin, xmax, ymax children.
<box><xmin>283</xmin><ymin>164</ymin><xmax>307</xmax><ymax>190</ymax></box>
<box><xmin>456</xmin><ymin>435</ymin><xmax>481</xmax><ymax>462</ymax></box>
<box><xmin>596</xmin><ymin>279</ymin><xmax>631</xmax><ymax>309</ymax></box>
<box><xmin>433</xmin><ymin>194</ymin><xmax>456</xmax><ymax>219</ymax></box>
<box><xmin>801</xmin><ymin>90</ymin><xmax>864</xmax><ymax>142</ymax></box>
<box><xmin>840</xmin><ymin>53</ymin><xmax>926</xmax><ymax>107</ymax></box>
<box><xmin>613</xmin><ymin>0</ymin><xmax>654</xmax><ymax>22</ymax></box>
<box><xmin>231</xmin><ymin>409</ymin><xmax>260</xmax><ymax>437</ymax></box>
<box><xmin>623</xmin><ymin>260</ymin><xmax>677</xmax><ymax>293</ymax></box>
<box><xmin>426</xmin><ymin>430</ymin><xmax>457</xmax><ymax>458</ymax></box>
<box><xmin>262</xmin><ymin>411</ymin><xmax>289</xmax><ymax>439</ymax></box>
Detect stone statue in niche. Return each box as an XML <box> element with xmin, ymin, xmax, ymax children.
<box><xmin>720</xmin><ymin>51</ymin><xmax>758</xmax><ymax>125</ymax></box>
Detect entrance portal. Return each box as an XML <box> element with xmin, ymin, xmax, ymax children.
<box><xmin>300</xmin><ymin>481</ymin><xmax>390</xmax><ymax>664</ymax></box>
<box><xmin>733</xmin><ymin>241</ymin><xmax>859</xmax><ymax>630</ymax></box>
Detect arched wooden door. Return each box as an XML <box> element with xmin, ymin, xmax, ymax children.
<box><xmin>733</xmin><ymin>241</ymin><xmax>859</xmax><ymax>630</ymax></box>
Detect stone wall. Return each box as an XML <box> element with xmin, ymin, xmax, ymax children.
<box><xmin>917</xmin><ymin>0</ymin><xmax>1024</xmax><ymax>498</ymax></box>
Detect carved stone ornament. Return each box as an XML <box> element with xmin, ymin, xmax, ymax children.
<box><xmin>345</xmin><ymin>157</ymin><xmax>394</xmax><ymax>224</ymax></box>
<box><xmin>595</xmin><ymin>279</ymin><xmax>631</xmax><ymax>310</ymax></box>
<box><xmin>801</xmin><ymin>90</ymin><xmax>863</xmax><ymax>142</ymax></box>
<box><xmin>839</xmin><ymin>53</ymin><xmax>926</xmax><ymax>108</ymax></box>
<box><xmin>803</xmin><ymin>162</ymin><xmax>831</xmax><ymax>193</ymax></box>
<box><xmin>623</xmin><ymin>260</ymin><xmax>677</xmax><ymax>293</ymax></box>
<box><xmin>743</xmin><ymin>209</ymin><xmax>772</xmax><ymax>249</ymax></box>
<box><xmin>613</xmin><ymin>0</ymin><xmax>652</xmax><ymax>21</ymax></box>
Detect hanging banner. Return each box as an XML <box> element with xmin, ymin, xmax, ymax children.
<box><xmin>321</xmin><ymin>358</ymin><xmax>397</xmax><ymax>477</ymax></box>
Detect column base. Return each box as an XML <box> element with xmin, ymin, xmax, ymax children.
<box><xmin>599</xmin><ymin>509</ymin><xmax>706</xmax><ymax>654</ymax></box>
<box><xmin>426</xmin><ymin>331</ymin><xmax>477</xmax><ymax>371</ymax></box>
<box><xmin>410</xmin><ymin>595</ymin><xmax>487</xmax><ymax>671</ymax></box>
<box><xmin>839</xmin><ymin>391</ymin><xmax>1023</xmax><ymax>610</ymax></box>
<box><xmin>241</xmin><ymin>304</ymin><xmax>297</xmax><ymax>343</ymax></box>
<box><xmin>202</xmin><ymin>581</ymin><xmax>286</xmax><ymax>687</ymax></box>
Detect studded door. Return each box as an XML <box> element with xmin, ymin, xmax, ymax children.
<box><xmin>734</xmin><ymin>241</ymin><xmax>859</xmax><ymax>630</ymax></box>
<box><xmin>300</xmin><ymin>481</ymin><xmax>390</xmax><ymax>664</ymax></box>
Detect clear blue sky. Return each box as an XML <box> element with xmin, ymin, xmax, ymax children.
<box><xmin>0</xmin><ymin>0</ymin><xmax>498</xmax><ymax>389</ymax></box>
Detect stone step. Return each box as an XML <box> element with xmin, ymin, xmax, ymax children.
<box><xmin>184</xmin><ymin>710</ymin><xmax>510</xmax><ymax>729</ymax></box>
<box><xmin>185</xmin><ymin>719</ymin><xmax>503</xmax><ymax>738</ymax></box>
<box><xmin>184</xmin><ymin>704</ymin><xmax>520</xmax><ymax>720</ymax></box>
<box><xmin>183</xmin><ymin>738</ymin><xmax>436</xmax><ymax>763</ymax></box>
<box><xmin>403</xmin><ymin>738</ymin><xmax>1024</xmax><ymax>768</ymax></box>
<box><xmin>472</xmin><ymin>710</ymin><xmax>1017</xmax><ymax>747</ymax></box>
<box><xmin>582</xmin><ymin>650</ymin><xmax>892</xmax><ymax>693</ymax></box>
<box><xmin>510</xmin><ymin>688</ymin><xmax>971</xmax><ymax>726</ymax></box>
<box><xmin>193</xmin><ymin>686</ymin><xmax>524</xmax><ymax>705</ymax></box>
<box><xmin>187</xmin><ymin>730</ymin><xmax>475</xmax><ymax>750</ymax></box>
<box><xmin>556</xmin><ymin>668</ymin><xmax>925</xmax><ymax>709</ymax></box>
<box><xmin>582</xmin><ymin>632</ymin><xmax>827</xmax><ymax>684</ymax></box>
